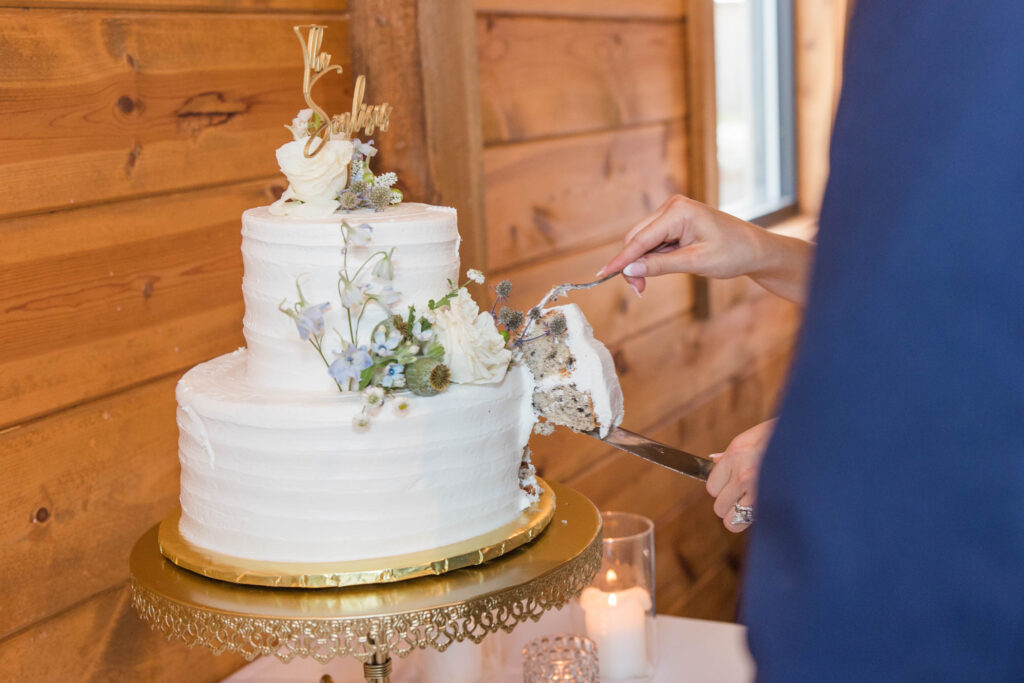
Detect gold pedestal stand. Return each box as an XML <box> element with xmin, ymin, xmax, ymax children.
<box><xmin>130</xmin><ymin>482</ymin><xmax>601</xmax><ymax>682</ymax></box>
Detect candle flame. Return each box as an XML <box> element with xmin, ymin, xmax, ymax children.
<box><xmin>606</xmin><ymin>569</ymin><xmax>617</xmax><ymax>582</ymax></box>
<box><xmin>608</xmin><ymin>592</ymin><xmax>617</xmax><ymax>607</ymax></box>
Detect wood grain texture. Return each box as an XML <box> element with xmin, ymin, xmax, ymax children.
<box><xmin>0</xmin><ymin>582</ymin><xmax>246</xmax><ymax>682</ymax></box>
<box><xmin>0</xmin><ymin>0</ymin><xmax>343</xmax><ymax>10</ymax></box>
<box><xmin>529</xmin><ymin>292</ymin><xmax>801</xmax><ymax>486</ymax></box>
<box><xmin>475</xmin><ymin>0</ymin><xmax>685</xmax><ymax>20</ymax></box>
<box><xmin>683</xmin><ymin>0</ymin><xmax>718</xmax><ymax>207</ymax></box>
<box><xmin>0</xmin><ymin>10</ymin><xmax>349</xmax><ymax>219</ymax></box>
<box><xmin>795</xmin><ymin>0</ymin><xmax>849</xmax><ymax>215</ymax></box>
<box><xmin>491</xmin><ymin>240</ymin><xmax>695</xmax><ymax>350</ymax></box>
<box><xmin>0</xmin><ymin>180</ymin><xmax>287</xmax><ymax>428</ymax></box>
<box><xmin>418</xmin><ymin>0</ymin><xmax>488</xmax><ymax>274</ymax></box>
<box><xmin>351</xmin><ymin>0</ymin><xmax>487</xmax><ymax>275</ymax></box>
<box><xmin>0</xmin><ymin>376</ymin><xmax>180</xmax><ymax>640</ymax></box>
<box><xmin>477</xmin><ymin>14</ymin><xmax>687</xmax><ymax>144</ymax></box>
<box><xmin>484</xmin><ymin>119</ymin><xmax>687</xmax><ymax>272</ymax></box>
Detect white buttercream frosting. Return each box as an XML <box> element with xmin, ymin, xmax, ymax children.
<box><xmin>539</xmin><ymin>304</ymin><xmax>624</xmax><ymax>437</ymax></box>
<box><xmin>241</xmin><ymin>203</ymin><xmax>460</xmax><ymax>392</ymax></box>
<box><xmin>176</xmin><ymin>350</ymin><xmax>536</xmax><ymax>562</ymax></box>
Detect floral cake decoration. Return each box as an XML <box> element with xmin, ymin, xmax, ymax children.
<box><xmin>270</xmin><ymin>25</ymin><xmax>401</xmax><ymax>218</ymax></box>
<box><xmin>273</xmin><ymin>25</ymin><xmax>571</xmax><ymax>430</ymax></box>
<box><xmin>278</xmin><ymin>222</ymin><xmax>568</xmax><ymax>429</ymax></box>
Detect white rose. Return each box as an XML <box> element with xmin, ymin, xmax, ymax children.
<box><xmin>430</xmin><ymin>290</ymin><xmax>511</xmax><ymax>385</ymax></box>
<box><xmin>270</xmin><ymin>136</ymin><xmax>353</xmax><ymax>217</ymax></box>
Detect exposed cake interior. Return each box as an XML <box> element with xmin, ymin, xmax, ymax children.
<box><xmin>523</xmin><ymin>303</ymin><xmax>624</xmax><ymax>437</ymax></box>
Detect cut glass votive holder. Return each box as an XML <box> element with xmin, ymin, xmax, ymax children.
<box><xmin>578</xmin><ymin>511</ymin><xmax>656</xmax><ymax>682</ymax></box>
<box><xmin>522</xmin><ymin>634</ymin><xmax>599</xmax><ymax>682</ymax></box>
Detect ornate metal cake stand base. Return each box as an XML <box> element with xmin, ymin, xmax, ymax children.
<box><xmin>130</xmin><ymin>481</ymin><xmax>601</xmax><ymax>683</ymax></box>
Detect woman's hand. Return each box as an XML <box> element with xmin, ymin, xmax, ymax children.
<box><xmin>706</xmin><ymin>419</ymin><xmax>776</xmax><ymax>533</ymax></box>
<box><xmin>596</xmin><ymin>195</ymin><xmax>813</xmax><ymax>304</ymax></box>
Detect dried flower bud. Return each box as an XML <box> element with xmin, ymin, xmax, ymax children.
<box><xmin>349</xmin><ymin>180</ymin><xmax>368</xmax><ymax>196</ymax></box>
<box><xmin>392</xmin><ymin>314</ymin><xmax>410</xmax><ymax>338</ymax></box>
<box><xmin>528</xmin><ymin>306</ymin><xmax>542</xmax><ymax>320</ymax></box>
<box><xmin>495</xmin><ymin>280</ymin><xmax>513</xmax><ymax>298</ymax></box>
<box><xmin>406</xmin><ymin>357</ymin><xmax>449</xmax><ymax>396</ymax></box>
<box><xmin>429</xmin><ymin>363</ymin><xmax>451</xmax><ymax>392</ymax></box>
<box><xmin>339</xmin><ymin>191</ymin><xmax>359</xmax><ymax>210</ymax></box>
<box><xmin>370</xmin><ymin>185</ymin><xmax>393</xmax><ymax>211</ymax></box>
<box><xmin>498</xmin><ymin>306</ymin><xmax>525</xmax><ymax>331</ymax></box>
<box><xmin>546</xmin><ymin>312</ymin><xmax>567</xmax><ymax>336</ymax></box>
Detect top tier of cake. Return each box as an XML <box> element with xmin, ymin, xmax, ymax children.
<box><xmin>241</xmin><ymin>203</ymin><xmax>460</xmax><ymax>392</ymax></box>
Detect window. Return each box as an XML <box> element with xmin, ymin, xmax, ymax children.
<box><xmin>713</xmin><ymin>0</ymin><xmax>796</xmax><ymax>223</ymax></box>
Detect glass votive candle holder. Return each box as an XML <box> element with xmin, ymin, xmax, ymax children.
<box><xmin>578</xmin><ymin>511</ymin><xmax>656</xmax><ymax>682</ymax></box>
<box><xmin>522</xmin><ymin>634</ymin><xmax>599</xmax><ymax>682</ymax></box>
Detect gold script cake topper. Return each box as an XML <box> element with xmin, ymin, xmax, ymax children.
<box><xmin>293</xmin><ymin>24</ymin><xmax>393</xmax><ymax>157</ymax></box>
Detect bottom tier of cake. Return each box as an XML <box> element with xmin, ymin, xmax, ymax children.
<box><xmin>175</xmin><ymin>349</ymin><xmax>536</xmax><ymax>563</ymax></box>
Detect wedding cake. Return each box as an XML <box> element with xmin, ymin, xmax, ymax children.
<box><xmin>172</xmin><ymin>32</ymin><xmax>623</xmax><ymax>566</ymax></box>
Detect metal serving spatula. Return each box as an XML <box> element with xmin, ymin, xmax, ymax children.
<box><xmin>585</xmin><ymin>426</ymin><xmax>714</xmax><ymax>483</ymax></box>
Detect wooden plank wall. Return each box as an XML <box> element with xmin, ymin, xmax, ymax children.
<box><xmin>0</xmin><ymin>3</ymin><xmax>350</xmax><ymax>680</ymax></box>
<box><xmin>475</xmin><ymin>0</ymin><xmax>803</xmax><ymax>620</ymax></box>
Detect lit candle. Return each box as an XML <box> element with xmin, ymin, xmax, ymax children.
<box><xmin>579</xmin><ymin>571</ymin><xmax>652</xmax><ymax>680</ymax></box>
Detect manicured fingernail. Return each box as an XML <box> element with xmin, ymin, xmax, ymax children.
<box><xmin>594</xmin><ymin>267</ymin><xmax>607</xmax><ymax>278</ymax></box>
<box><xmin>709</xmin><ymin>452</ymin><xmax>723</xmax><ymax>459</ymax></box>
<box><xmin>622</xmin><ymin>261</ymin><xmax>646</xmax><ymax>277</ymax></box>
<box><xmin>628</xmin><ymin>282</ymin><xmax>643</xmax><ymax>298</ymax></box>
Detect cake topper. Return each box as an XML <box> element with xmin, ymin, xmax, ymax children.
<box><xmin>294</xmin><ymin>24</ymin><xmax>393</xmax><ymax>158</ymax></box>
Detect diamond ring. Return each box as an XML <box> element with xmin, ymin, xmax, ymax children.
<box><xmin>730</xmin><ymin>503</ymin><xmax>754</xmax><ymax>526</ymax></box>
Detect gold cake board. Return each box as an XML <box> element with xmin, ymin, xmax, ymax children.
<box><xmin>158</xmin><ymin>478</ymin><xmax>557</xmax><ymax>588</ymax></box>
<box><xmin>130</xmin><ymin>480</ymin><xmax>602</xmax><ymax>681</ymax></box>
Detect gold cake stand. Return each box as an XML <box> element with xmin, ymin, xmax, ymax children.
<box><xmin>130</xmin><ymin>481</ymin><xmax>602</xmax><ymax>683</ymax></box>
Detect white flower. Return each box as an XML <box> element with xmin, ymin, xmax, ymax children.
<box><xmin>428</xmin><ymin>289</ymin><xmax>511</xmax><ymax>385</ymax></box>
<box><xmin>392</xmin><ymin>397</ymin><xmax>411</xmax><ymax>417</ymax></box>
<box><xmin>286</xmin><ymin>108</ymin><xmax>314</xmax><ymax>140</ymax></box>
<box><xmin>362</xmin><ymin>386</ymin><xmax>386</xmax><ymax>412</ymax></box>
<box><xmin>353</xmin><ymin>138</ymin><xmax>378</xmax><ymax>157</ymax></box>
<box><xmin>339</xmin><ymin>277</ymin><xmax>365</xmax><ymax>310</ymax></box>
<box><xmin>343</xmin><ymin>222</ymin><xmax>374</xmax><ymax>247</ymax></box>
<box><xmin>407</xmin><ymin>344</ymin><xmax>420</xmax><ymax>355</ymax></box>
<box><xmin>371</xmin><ymin>285</ymin><xmax>401</xmax><ymax>308</ymax></box>
<box><xmin>352</xmin><ymin>408</ymin><xmax>371</xmax><ymax>432</ymax></box>
<box><xmin>466</xmin><ymin>269</ymin><xmax>485</xmax><ymax>285</ymax></box>
<box><xmin>269</xmin><ymin>136</ymin><xmax>354</xmax><ymax>218</ymax></box>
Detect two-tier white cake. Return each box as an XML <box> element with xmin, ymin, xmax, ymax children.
<box><xmin>176</xmin><ymin>203</ymin><xmax>542</xmax><ymax>563</ymax></box>
<box><xmin>173</xmin><ymin>52</ymin><xmax>625</xmax><ymax>567</ymax></box>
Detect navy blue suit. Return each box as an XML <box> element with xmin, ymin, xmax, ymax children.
<box><xmin>744</xmin><ymin>2</ymin><xmax>1024</xmax><ymax>680</ymax></box>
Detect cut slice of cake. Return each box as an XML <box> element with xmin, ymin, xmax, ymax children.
<box><xmin>522</xmin><ymin>303</ymin><xmax>624</xmax><ymax>438</ymax></box>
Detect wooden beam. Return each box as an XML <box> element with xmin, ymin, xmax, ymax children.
<box><xmin>474</xmin><ymin>0</ymin><xmax>686</xmax><ymax>21</ymax></box>
<box><xmin>349</xmin><ymin>0</ymin><xmax>487</xmax><ymax>275</ymax></box>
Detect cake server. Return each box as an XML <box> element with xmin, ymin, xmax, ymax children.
<box><xmin>586</xmin><ymin>426</ymin><xmax>714</xmax><ymax>483</ymax></box>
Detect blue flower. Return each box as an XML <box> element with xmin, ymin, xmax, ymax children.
<box><xmin>380</xmin><ymin>362</ymin><xmax>406</xmax><ymax>388</ymax></box>
<box><xmin>372</xmin><ymin>328</ymin><xmax>402</xmax><ymax>355</ymax></box>
<box><xmin>293</xmin><ymin>302</ymin><xmax>330</xmax><ymax>341</ymax></box>
<box><xmin>342</xmin><ymin>221</ymin><xmax>374</xmax><ymax>247</ymax></box>
<box><xmin>329</xmin><ymin>344</ymin><xmax>373</xmax><ymax>386</ymax></box>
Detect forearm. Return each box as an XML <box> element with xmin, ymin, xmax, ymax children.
<box><xmin>748</xmin><ymin>231</ymin><xmax>815</xmax><ymax>305</ymax></box>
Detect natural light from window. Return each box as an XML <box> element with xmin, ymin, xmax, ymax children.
<box><xmin>714</xmin><ymin>0</ymin><xmax>795</xmax><ymax>221</ymax></box>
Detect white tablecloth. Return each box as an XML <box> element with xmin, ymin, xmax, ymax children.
<box><xmin>222</xmin><ymin>606</ymin><xmax>755</xmax><ymax>682</ymax></box>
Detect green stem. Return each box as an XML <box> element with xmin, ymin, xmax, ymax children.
<box><xmin>310</xmin><ymin>337</ymin><xmax>343</xmax><ymax>392</ymax></box>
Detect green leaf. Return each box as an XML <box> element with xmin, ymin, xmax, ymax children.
<box><xmin>425</xmin><ymin>342</ymin><xmax>445</xmax><ymax>359</ymax></box>
<box><xmin>358</xmin><ymin>366</ymin><xmax>375</xmax><ymax>390</ymax></box>
<box><xmin>499</xmin><ymin>329</ymin><xmax>510</xmax><ymax>342</ymax></box>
